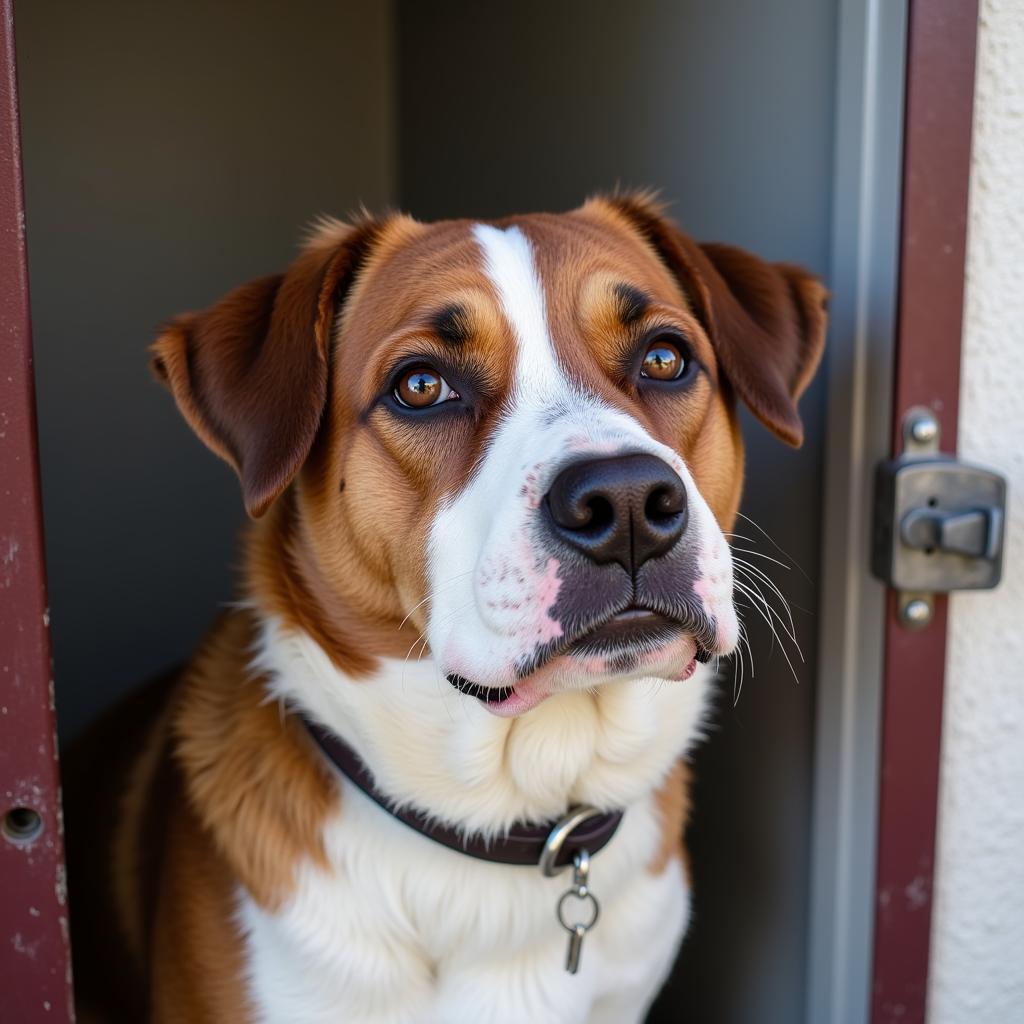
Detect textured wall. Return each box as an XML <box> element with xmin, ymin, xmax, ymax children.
<box><xmin>928</xmin><ymin>1</ymin><xmax>1024</xmax><ymax>1020</ymax></box>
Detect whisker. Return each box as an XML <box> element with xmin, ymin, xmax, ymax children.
<box><xmin>399</xmin><ymin>570</ymin><xmax>475</xmax><ymax>630</ymax></box>
<box><xmin>734</xmin><ymin>574</ymin><xmax>803</xmax><ymax>659</ymax></box>
<box><xmin>733</xmin><ymin>580</ymin><xmax>802</xmax><ymax>683</ymax></box>
<box><xmin>723</xmin><ymin>532</ymin><xmax>760</xmax><ymax>548</ymax></box>
<box><xmin>732</xmin><ymin>561</ymin><xmax>798</xmax><ymax>638</ymax></box>
<box><xmin>735</xmin><ymin>511</ymin><xmax>811</xmax><ymax>582</ymax></box>
<box><xmin>731</xmin><ymin>559</ymin><xmax>798</xmax><ymax>640</ymax></box>
<box><xmin>400</xmin><ymin>597</ymin><xmax>476</xmax><ymax>694</ymax></box>
<box><xmin>732</xmin><ymin>620</ymin><xmax>745</xmax><ymax>705</ymax></box>
<box><xmin>740</xmin><ymin>618</ymin><xmax>756</xmax><ymax>679</ymax></box>
<box><xmin>733</xmin><ymin>569</ymin><xmax>794</xmax><ymax>638</ymax></box>
<box><xmin>735</xmin><ymin>564</ymin><xmax>813</xmax><ymax>619</ymax></box>
<box><xmin>728</xmin><ymin>545</ymin><xmax>794</xmax><ymax>572</ymax></box>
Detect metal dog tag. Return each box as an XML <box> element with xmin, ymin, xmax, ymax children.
<box><xmin>539</xmin><ymin>806</ymin><xmax>605</xmax><ymax>975</ymax></box>
<box><xmin>556</xmin><ymin>850</ymin><xmax>600</xmax><ymax>975</ymax></box>
<box><xmin>564</xmin><ymin>923</ymin><xmax>587</xmax><ymax>973</ymax></box>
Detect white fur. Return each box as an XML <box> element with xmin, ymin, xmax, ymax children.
<box><xmin>472</xmin><ymin>223</ymin><xmax>558</xmax><ymax>393</ymax></box>
<box><xmin>235</xmin><ymin>223</ymin><xmax>739</xmax><ymax>1021</ymax></box>
<box><xmin>241</xmin><ymin>623</ymin><xmax>707</xmax><ymax>1023</ymax></box>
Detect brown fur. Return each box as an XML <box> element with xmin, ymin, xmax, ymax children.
<box><xmin>71</xmin><ymin>610</ymin><xmax>335</xmax><ymax>1021</ymax></box>
<box><xmin>71</xmin><ymin>195</ymin><xmax>825</xmax><ymax>1018</ymax></box>
<box><xmin>649</xmin><ymin>759</ymin><xmax>694</xmax><ymax>879</ymax></box>
<box><xmin>172</xmin><ymin>611</ymin><xmax>338</xmax><ymax>910</ymax></box>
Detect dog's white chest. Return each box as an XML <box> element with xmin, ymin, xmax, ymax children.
<box><xmin>237</xmin><ymin>787</ymin><xmax>689</xmax><ymax>1024</ymax></box>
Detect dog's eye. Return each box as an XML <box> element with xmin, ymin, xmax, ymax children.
<box><xmin>640</xmin><ymin>337</ymin><xmax>687</xmax><ymax>381</ymax></box>
<box><xmin>394</xmin><ymin>367</ymin><xmax>458</xmax><ymax>409</ymax></box>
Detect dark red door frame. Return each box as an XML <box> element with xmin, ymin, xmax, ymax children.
<box><xmin>0</xmin><ymin>1</ymin><xmax>74</xmax><ymax>1020</ymax></box>
<box><xmin>871</xmin><ymin>1</ymin><xmax>980</xmax><ymax>1021</ymax></box>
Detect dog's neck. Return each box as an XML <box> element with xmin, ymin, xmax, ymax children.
<box><xmin>241</xmin><ymin>495</ymin><xmax>713</xmax><ymax>834</ymax></box>
<box><xmin>252</xmin><ymin>612</ymin><xmax>713</xmax><ymax>836</ymax></box>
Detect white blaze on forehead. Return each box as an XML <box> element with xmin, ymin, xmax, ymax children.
<box><xmin>423</xmin><ymin>222</ymin><xmax>738</xmax><ymax>686</ymax></box>
<box><xmin>472</xmin><ymin>223</ymin><xmax>565</xmax><ymax>395</ymax></box>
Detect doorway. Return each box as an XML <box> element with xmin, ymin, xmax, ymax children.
<box><xmin>12</xmin><ymin>2</ymin><xmax>901</xmax><ymax>1019</ymax></box>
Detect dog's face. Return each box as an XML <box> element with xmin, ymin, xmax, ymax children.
<box><xmin>153</xmin><ymin>195</ymin><xmax>825</xmax><ymax>716</ymax></box>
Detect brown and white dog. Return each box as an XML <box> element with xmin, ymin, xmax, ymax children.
<box><xmin>69</xmin><ymin>193</ymin><xmax>825</xmax><ymax>1023</ymax></box>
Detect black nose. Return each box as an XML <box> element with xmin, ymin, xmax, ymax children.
<box><xmin>545</xmin><ymin>454</ymin><xmax>688</xmax><ymax>570</ymax></box>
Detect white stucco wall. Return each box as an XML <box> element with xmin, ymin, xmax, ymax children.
<box><xmin>927</xmin><ymin>1</ymin><xmax>1024</xmax><ymax>1020</ymax></box>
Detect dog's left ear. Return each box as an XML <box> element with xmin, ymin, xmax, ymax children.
<box><xmin>605</xmin><ymin>194</ymin><xmax>828</xmax><ymax>447</ymax></box>
<box><xmin>151</xmin><ymin>218</ymin><xmax>382</xmax><ymax>517</ymax></box>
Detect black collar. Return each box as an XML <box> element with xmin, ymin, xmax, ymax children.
<box><xmin>302</xmin><ymin>718</ymin><xmax>624</xmax><ymax>870</ymax></box>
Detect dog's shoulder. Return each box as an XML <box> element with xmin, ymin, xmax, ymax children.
<box><xmin>171</xmin><ymin>611</ymin><xmax>340</xmax><ymax>910</ymax></box>
<box><xmin>69</xmin><ymin>611</ymin><xmax>341</xmax><ymax>1020</ymax></box>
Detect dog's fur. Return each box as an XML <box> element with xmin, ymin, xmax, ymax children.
<box><xmin>67</xmin><ymin>194</ymin><xmax>825</xmax><ymax>1023</ymax></box>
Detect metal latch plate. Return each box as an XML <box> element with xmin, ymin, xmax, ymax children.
<box><xmin>872</xmin><ymin>453</ymin><xmax>1006</xmax><ymax>592</ymax></box>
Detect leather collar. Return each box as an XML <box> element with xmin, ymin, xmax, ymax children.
<box><xmin>303</xmin><ymin>718</ymin><xmax>624</xmax><ymax>869</ymax></box>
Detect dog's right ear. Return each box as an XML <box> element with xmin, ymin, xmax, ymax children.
<box><xmin>151</xmin><ymin>218</ymin><xmax>382</xmax><ymax>518</ymax></box>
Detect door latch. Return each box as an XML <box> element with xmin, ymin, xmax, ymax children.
<box><xmin>872</xmin><ymin>408</ymin><xmax>1007</xmax><ymax>628</ymax></box>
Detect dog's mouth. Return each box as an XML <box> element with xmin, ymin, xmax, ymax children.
<box><xmin>446</xmin><ymin>605</ymin><xmax>708</xmax><ymax>716</ymax></box>
<box><xmin>566</xmin><ymin>607</ymin><xmax>684</xmax><ymax>654</ymax></box>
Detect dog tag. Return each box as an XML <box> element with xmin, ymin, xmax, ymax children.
<box><xmin>565</xmin><ymin>923</ymin><xmax>587</xmax><ymax>974</ymax></box>
<box><xmin>556</xmin><ymin>850</ymin><xmax>600</xmax><ymax>975</ymax></box>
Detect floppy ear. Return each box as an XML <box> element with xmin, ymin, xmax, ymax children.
<box><xmin>606</xmin><ymin>194</ymin><xmax>827</xmax><ymax>447</ymax></box>
<box><xmin>151</xmin><ymin>218</ymin><xmax>381</xmax><ymax>517</ymax></box>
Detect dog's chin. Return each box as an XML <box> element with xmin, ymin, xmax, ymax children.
<box><xmin>446</xmin><ymin>611</ymin><xmax>702</xmax><ymax>718</ymax></box>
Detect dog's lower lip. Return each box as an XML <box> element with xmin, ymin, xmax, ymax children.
<box><xmin>569</xmin><ymin>608</ymin><xmax>682</xmax><ymax>652</ymax></box>
<box><xmin>446</xmin><ymin>675</ymin><xmax>551</xmax><ymax>717</ymax></box>
<box><xmin>446</xmin><ymin>674</ymin><xmax>513</xmax><ymax>703</ymax></box>
<box><xmin>446</xmin><ymin>610</ymin><xmax>694</xmax><ymax>706</ymax></box>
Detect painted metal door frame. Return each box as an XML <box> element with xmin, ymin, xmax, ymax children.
<box><xmin>0</xmin><ymin>1</ymin><xmax>74</xmax><ymax>1020</ymax></box>
<box><xmin>871</xmin><ymin>0</ymin><xmax>978</xmax><ymax>1020</ymax></box>
<box><xmin>809</xmin><ymin>1</ymin><xmax>979</xmax><ymax>1023</ymax></box>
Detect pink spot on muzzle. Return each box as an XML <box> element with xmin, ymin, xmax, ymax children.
<box><xmin>533</xmin><ymin>557</ymin><xmax>564</xmax><ymax>644</ymax></box>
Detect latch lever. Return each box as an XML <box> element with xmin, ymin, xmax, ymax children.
<box><xmin>900</xmin><ymin>506</ymin><xmax>1003</xmax><ymax>560</ymax></box>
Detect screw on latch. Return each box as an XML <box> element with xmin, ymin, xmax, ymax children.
<box><xmin>909</xmin><ymin>414</ymin><xmax>938</xmax><ymax>445</ymax></box>
<box><xmin>903</xmin><ymin>409</ymin><xmax>940</xmax><ymax>455</ymax></box>
<box><xmin>900</xmin><ymin>595</ymin><xmax>934</xmax><ymax>629</ymax></box>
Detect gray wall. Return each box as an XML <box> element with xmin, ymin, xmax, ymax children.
<box><xmin>396</xmin><ymin>3</ymin><xmax>836</xmax><ymax>1021</ymax></box>
<box><xmin>17</xmin><ymin>0</ymin><xmax>396</xmax><ymax>739</ymax></box>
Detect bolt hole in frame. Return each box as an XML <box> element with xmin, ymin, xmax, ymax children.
<box><xmin>2</xmin><ymin>807</ymin><xmax>45</xmax><ymax>845</ymax></box>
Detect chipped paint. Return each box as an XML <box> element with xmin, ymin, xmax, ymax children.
<box><xmin>904</xmin><ymin>875</ymin><xmax>929</xmax><ymax>911</ymax></box>
<box><xmin>0</xmin><ymin>17</ymin><xmax>75</xmax><ymax>1004</ymax></box>
<box><xmin>12</xmin><ymin>931</ymin><xmax>40</xmax><ymax>959</ymax></box>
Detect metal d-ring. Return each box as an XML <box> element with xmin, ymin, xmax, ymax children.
<box><xmin>539</xmin><ymin>805</ymin><xmax>604</xmax><ymax>877</ymax></box>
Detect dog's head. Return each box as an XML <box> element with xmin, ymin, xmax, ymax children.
<box><xmin>153</xmin><ymin>194</ymin><xmax>825</xmax><ymax>717</ymax></box>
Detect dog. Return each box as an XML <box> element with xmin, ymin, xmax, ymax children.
<box><xmin>67</xmin><ymin>192</ymin><xmax>825</xmax><ymax>1023</ymax></box>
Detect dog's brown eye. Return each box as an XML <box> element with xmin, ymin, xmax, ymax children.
<box><xmin>641</xmin><ymin>338</ymin><xmax>686</xmax><ymax>381</ymax></box>
<box><xmin>394</xmin><ymin>367</ymin><xmax>457</xmax><ymax>409</ymax></box>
